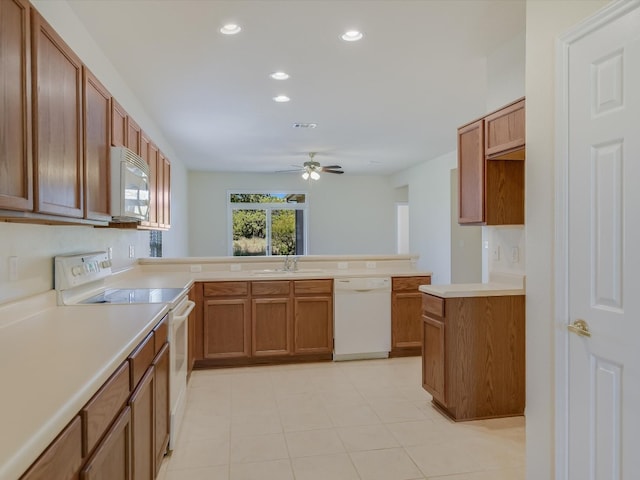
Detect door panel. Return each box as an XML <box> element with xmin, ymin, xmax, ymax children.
<box><xmin>562</xmin><ymin>4</ymin><xmax>640</xmax><ymax>478</ymax></box>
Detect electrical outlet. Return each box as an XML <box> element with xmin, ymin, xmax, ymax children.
<box><xmin>190</xmin><ymin>264</ymin><xmax>203</xmax><ymax>273</ymax></box>
<box><xmin>492</xmin><ymin>245</ymin><xmax>501</xmax><ymax>261</ymax></box>
<box><xmin>129</xmin><ymin>245</ymin><xmax>135</xmax><ymax>258</ymax></box>
<box><xmin>511</xmin><ymin>247</ymin><xmax>520</xmax><ymax>263</ymax></box>
<box><xmin>107</xmin><ymin>247</ymin><xmax>113</xmax><ymax>260</ymax></box>
<box><xmin>366</xmin><ymin>261</ymin><xmax>376</xmax><ymax>269</ymax></box>
<box><xmin>337</xmin><ymin>262</ymin><xmax>348</xmax><ymax>269</ymax></box>
<box><xmin>483</xmin><ymin>241</ymin><xmax>489</xmax><ymax>249</ymax></box>
<box><xmin>230</xmin><ymin>264</ymin><xmax>241</xmax><ymax>272</ymax></box>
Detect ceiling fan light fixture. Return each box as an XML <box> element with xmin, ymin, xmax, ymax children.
<box><xmin>310</xmin><ymin>171</ymin><xmax>320</xmax><ymax>180</ymax></box>
<box><xmin>270</xmin><ymin>71</ymin><xmax>290</xmax><ymax>80</ymax></box>
<box><xmin>302</xmin><ymin>171</ymin><xmax>310</xmax><ymax>180</ymax></box>
<box><xmin>220</xmin><ymin>24</ymin><xmax>241</xmax><ymax>35</ymax></box>
<box><xmin>341</xmin><ymin>30</ymin><xmax>363</xmax><ymax>42</ymax></box>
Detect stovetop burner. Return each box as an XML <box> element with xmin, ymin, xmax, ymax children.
<box><xmin>79</xmin><ymin>288</ymin><xmax>185</xmax><ymax>305</ymax></box>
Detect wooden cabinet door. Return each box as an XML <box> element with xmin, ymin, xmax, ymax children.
<box><xmin>32</xmin><ymin>11</ymin><xmax>84</xmax><ymax>218</ymax></box>
<box><xmin>82</xmin><ymin>68</ymin><xmax>111</xmax><ymax>221</ymax></box>
<box><xmin>422</xmin><ymin>315</ymin><xmax>446</xmax><ymax>406</ymax></box>
<box><xmin>293</xmin><ymin>296</ymin><xmax>333</xmax><ymax>354</ymax></box>
<box><xmin>203</xmin><ymin>298</ymin><xmax>251</xmax><ymax>359</ymax></box>
<box><xmin>21</xmin><ymin>415</ymin><xmax>83</xmax><ymax>480</ymax></box>
<box><xmin>139</xmin><ymin>134</ymin><xmax>157</xmax><ymax>228</ymax></box>
<box><xmin>125</xmin><ymin>117</ymin><xmax>141</xmax><ymax>155</ymax></box>
<box><xmin>252</xmin><ymin>297</ymin><xmax>292</xmax><ymax>356</ymax></box>
<box><xmin>152</xmin><ymin>343</ymin><xmax>169</xmax><ymax>476</ymax></box>
<box><xmin>392</xmin><ymin>292</ymin><xmax>423</xmax><ymax>351</ymax></box>
<box><xmin>110</xmin><ymin>100</ymin><xmax>126</xmax><ymax>147</ymax></box>
<box><xmin>484</xmin><ymin>99</ymin><xmax>525</xmax><ymax>159</ymax></box>
<box><xmin>129</xmin><ymin>368</ymin><xmax>154</xmax><ymax>480</ymax></box>
<box><xmin>80</xmin><ymin>407</ymin><xmax>132</xmax><ymax>480</ymax></box>
<box><xmin>457</xmin><ymin>119</ymin><xmax>484</xmax><ymax>224</ymax></box>
<box><xmin>0</xmin><ymin>0</ymin><xmax>33</xmax><ymax>211</ymax></box>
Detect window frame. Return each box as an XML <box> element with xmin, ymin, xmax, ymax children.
<box><xmin>226</xmin><ymin>190</ymin><xmax>309</xmax><ymax>256</ymax></box>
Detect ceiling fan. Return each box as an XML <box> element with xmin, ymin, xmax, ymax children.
<box><xmin>279</xmin><ymin>152</ymin><xmax>344</xmax><ymax>180</ymax></box>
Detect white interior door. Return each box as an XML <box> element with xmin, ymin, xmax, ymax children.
<box><xmin>558</xmin><ymin>2</ymin><xmax>640</xmax><ymax>479</ymax></box>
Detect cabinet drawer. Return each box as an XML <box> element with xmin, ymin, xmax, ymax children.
<box><xmin>128</xmin><ymin>332</ymin><xmax>155</xmax><ymax>390</ymax></box>
<box><xmin>392</xmin><ymin>276</ymin><xmax>431</xmax><ymax>292</ymax></box>
<box><xmin>21</xmin><ymin>415</ymin><xmax>83</xmax><ymax>480</ymax></box>
<box><xmin>252</xmin><ymin>281</ymin><xmax>291</xmax><ymax>296</ymax></box>
<box><xmin>294</xmin><ymin>279</ymin><xmax>333</xmax><ymax>295</ymax></box>
<box><xmin>203</xmin><ymin>281</ymin><xmax>249</xmax><ymax>297</ymax></box>
<box><xmin>153</xmin><ymin>315</ymin><xmax>168</xmax><ymax>354</ymax></box>
<box><xmin>82</xmin><ymin>361</ymin><xmax>130</xmax><ymax>456</ymax></box>
<box><xmin>422</xmin><ymin>294</ymin><xmax>444</xmax><ymax>318</ymax></box>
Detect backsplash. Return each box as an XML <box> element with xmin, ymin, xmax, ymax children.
<box><xmin>483</xmin><ymin>225</ymin><xmax>526</xmax><ymax>282</ymax></box>
<box><xmin>0</xmin><ymin>223</ymin><xmax>150</xmax><ymax>305</ymax></box>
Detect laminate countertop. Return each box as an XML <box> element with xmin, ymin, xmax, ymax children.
<box><xmin>0</xmin><ymin>294</ymin><xmax>168</xmax><ymax>480</ymax></box>
<box><xmin>418</xmin><ymin>273</ymin><xmax>525</xmax><ymax>298</ymax></box>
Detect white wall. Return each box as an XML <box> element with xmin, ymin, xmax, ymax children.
<box><xmin>391</xmin><ymin>151</ymin><xmax>457</xmax><ymax>284</ymax></box>
<box><xmin>188</xmin><ymin>172</ymin><xmax>397</xmax><ymax>256</ymax></box>
<box><xmin>450</xmin><ymin>169</ymin><xmax>482</xmax><ymax>283</ymax></box>
<box><xmin>524</xmin><ymin>1</ymin><xmax>610</xmax><ymax>479</ymax></box>
<box><xmin>486</xmin><ymin>31</ymin><xmax>526</xmax><ymax>112</ymax></box>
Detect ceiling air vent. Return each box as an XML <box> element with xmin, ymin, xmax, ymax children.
<box><xmin>293</xmin><ymin>123</ymin><xmax>317</xmax><ymax>129</ymax></box>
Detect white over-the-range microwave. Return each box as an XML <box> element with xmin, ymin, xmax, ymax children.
<box><xmin>110</xmin><ymin>146</ymin><xmax>150</xmax><ymax>222</ymax></box>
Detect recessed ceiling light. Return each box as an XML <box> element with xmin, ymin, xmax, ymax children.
<box><xmin>220</xmin><ymin>24</ymin><xmax>241</xmax><ymax>35</ymax></box>
<box><xmin>270</xmin><ymin>71</ymin><xmax>290</xmax><ymax>80</ymax></box>
<box><xmin>341</xmin><ymin>30</ymin><xmax>363</xmax><ymax>42</ymax></box>
<box><xmin>273</xmin><ymin>95</ymin><xmax>290</xmax><ymax>103</ymax></box>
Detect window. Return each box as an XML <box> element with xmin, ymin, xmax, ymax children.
<box><xmin>149</xmin><ymin>230</ymin><xmax>163</xmax><ymax>257</ymax></box>
<box><xmin>228</xmin><ymin>192</ymin><xmax>307</xmax><ymax>256</ymax></box>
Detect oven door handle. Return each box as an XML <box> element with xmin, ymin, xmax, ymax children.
<box><xmin>173</xmin><ymin>300</ymin><xmax>195</xmax><ymax>323</ymax></box>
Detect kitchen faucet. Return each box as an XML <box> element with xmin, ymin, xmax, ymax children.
<box><xmin>283</xmin><ymin>255</ymin><xmax>298</xmax><ymax>272</ymax></box>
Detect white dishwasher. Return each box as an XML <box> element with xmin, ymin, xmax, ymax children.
<box><xmin>333</xmin><ymin>276</ymin><xmax>392</xmax><ymax>361</ymax></box>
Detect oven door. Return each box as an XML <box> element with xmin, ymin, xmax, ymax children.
<box><xmin>168</xmin><ymin>295</ymin><xmax>195</xmax><ymax>449</ymax></box>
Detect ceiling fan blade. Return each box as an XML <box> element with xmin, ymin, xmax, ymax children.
<box><xmin>321</xmin><ymin>165</ymin><xmax>342</xmax><ymax>170</ymax></box>
<box><xmin>275</xmin><ymin>168</ymin><xmax>302</xmax><ymax>173</ymax></box>
<box><xmin>323</xmin><ymin>170</ymin><xmax>344</xmax><ymax>174</ymax></box>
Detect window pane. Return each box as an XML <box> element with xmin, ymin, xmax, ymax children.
<box><xmin>230</xmin><ymin>193</ymin><xmax>305</xmax><ymax>204</ymax></box>
<box><xmin>233</xmin><ymin>209</ymin><xmax>267</xmax><ymax>256</ymax></box>
<box><xmin>271</xmin><ymin>209</ymin><xmax>304</xmax><ymax>256</ymax></box>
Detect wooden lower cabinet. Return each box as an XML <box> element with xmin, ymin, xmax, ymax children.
<box><xmin>129</xmin><ymin>368</ymin><xmax>154</xmax><ymax>480</ymax></box>
<box><xmin>80</xmin><ymin>407</ymin><xmax>132</xmax><ymax>480</ymax></box>
<box><xmin>391</xmin><ymin>276</ymin><xmax>431</xmax><ymax>356</ymax></box>
<box><xmin>22</xmin><ymin>315</ymin><xmax>169</xmax><ymax>480</ymax></box>
<box><xmin>153</xmin><ymin>344</ymin><xmax>170</xmax><ymax>476</ymax></box>
<box><xmin>195</xmin><ymin>280</ymin><xmax>333</xmax><ymax>366</ymax></box>
<box><xmin>421</xmin><ymin>293</ymin><xmax>525</xmax><ymax>421</ymax></box>
<box><xmin>204</xmin><ymin>297</ymin><xmax>251</xmax><ymax>359</ymax></box>
<box><xmin>20</xmin><ymin>416</ymin><xmax>83</xmax><ymax>480</ymax></box>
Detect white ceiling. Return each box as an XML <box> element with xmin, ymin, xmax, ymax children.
<box><xmin>67</xmin><ymin>0</ymin><xmax>525</xmax><ymax>175</ymax></box>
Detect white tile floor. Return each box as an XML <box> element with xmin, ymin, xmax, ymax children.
<box><xmin>157</xmin><ymin>357</ymin><xmax>525</xmax><ymax>480</ymax></box>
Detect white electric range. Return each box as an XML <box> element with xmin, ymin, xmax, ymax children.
<box><xmin>54</xmin><ymin>251</ymin><xmax>194</xmax><ymax>450</ymax></box>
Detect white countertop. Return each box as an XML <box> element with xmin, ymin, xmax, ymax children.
<box><xmin>0</xmin><ymin>262</ymin><xmax>431</xmax><ymax>479</ymax></box>
<box><xmin>418</xmin><ymin>273</ymin><xmax>525</xmax><ymax>298</ymax></box>
<box><xmin>0</xmin><ymin>293</ymin><xmax>168</xmax><ymax>480</ymax></box>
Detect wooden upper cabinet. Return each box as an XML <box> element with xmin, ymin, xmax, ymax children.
<box><xmin>83</xmin><ymin>68</ymin><xmax>111</xmax><ymax>221</ymax></box>
<box><xmin>484</xmin><ymin>99</ymin><xmax>525</xmax><ymax>160</ymax></box>
<box><xmin>125</xmin><ymin>117</ymin><xmax>141</xmax><ymax>155</ymax></box>
<box><xmin>0</xmin><ymin>0</ymin><xmax>33</xmax><ymax>212</ymax></box>
<box><xmin>458</xmin><ymin>98</ymin><xmax>525</xmax><ymax>226</ymax></box>
<box><xmin>32</xmin><ymin>10</ymin><xmax>84</xmax><ymax>218</ymax></box>
<box><xmin>457</xmin><ymin>119</ymin><xmax>484</xmax><ymax>224</ymax></box>
<box><xmin>110</xmin><ymin>99</ymin><xmax>127</xmax><ymax>148</ymax></box>
<box><xmin>147</xmin><ymin>140</ymin><xmax>159</xmax><ymax>228</ymax></box>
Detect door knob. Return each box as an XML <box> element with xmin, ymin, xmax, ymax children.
<box><xmin>568</xmin><ymin>319</ymin><xmax>591</xmax><ymax>337</ymax></box>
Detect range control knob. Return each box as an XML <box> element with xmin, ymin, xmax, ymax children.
<box><xmin>71</xmin><ymin>266</ymin><xmax>84</xmax><ymax>277</ymax></box>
